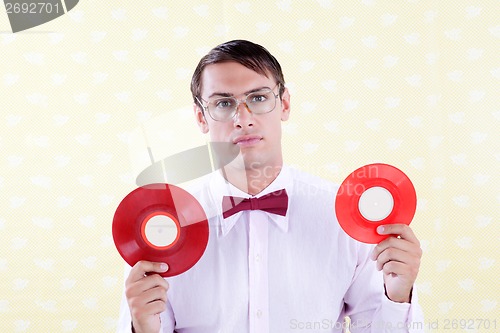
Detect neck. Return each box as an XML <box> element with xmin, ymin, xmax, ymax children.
<box><xmin>221</xmin><ymin>161</ymin><xmax>283</xmax><ymax>196</ymax></box>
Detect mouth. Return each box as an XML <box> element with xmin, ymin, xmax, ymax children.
<box><xmin>233</xmin><ymin>135</ymin><xmax>262</xmax><ymax>147</ymax></box>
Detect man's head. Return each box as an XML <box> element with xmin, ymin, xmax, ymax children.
<box><xmin>191</xmin><ymin>39</ymin><xmax>286</xmax><ymax>108</ymax></box>
<box><xmin>191</xmin><ymin>40</ymin><xmax>291</xmax><ymax>175</ymax></box>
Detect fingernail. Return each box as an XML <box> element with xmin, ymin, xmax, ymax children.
<box><xmin>377</xmin><ymin>226</ymin><xmax>385</xmax><ymax>234</ymax></box>
<box><xmin>160</xmin><ymin>263</ymin><xmax>168</xmax><ymax>271</ymax></box>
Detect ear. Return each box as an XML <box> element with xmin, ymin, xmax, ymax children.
<box><xmin>279</xmin><ymin>87</ymin><xmax>291</xmax><ymax>121</ymax></box>
<box><xmin>194</xmin><ymin>102</ymin><xmax>209</xmax><ymax>134</ymax></box>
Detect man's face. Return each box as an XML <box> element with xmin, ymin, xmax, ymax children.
<box><xmin>194</xmin><ymin>61</ymin><xmax>290</xmax><ymax>171</ymax></box>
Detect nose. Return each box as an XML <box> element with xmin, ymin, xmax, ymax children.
<box><xmin>233</xmin><ymin>100</ymin><xmax>254</xmax><ymax>128</ymax></box>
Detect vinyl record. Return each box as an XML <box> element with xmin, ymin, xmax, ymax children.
<box><xmin>335</xmin><ymin>163</ymin><xmax>417</xmax><ymax>244</ymax></box>
<box><xmin>113</xmin><ymin>183</ymin><xmax>209</xmax><ymax>277</ymax></box>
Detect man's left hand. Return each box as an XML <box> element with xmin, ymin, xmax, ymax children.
<box><xmin>371</xmin><ymin>224</ymin><xmax>422</xmax><ymax>303</ymax></box>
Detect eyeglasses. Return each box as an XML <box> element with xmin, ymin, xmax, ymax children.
<box><xmin>196</xmin><ymin>83</ymin><xmax>281</xmax><ymax>122</ymax></box>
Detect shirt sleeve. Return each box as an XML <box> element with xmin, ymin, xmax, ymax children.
<box><xmin>116</xmin><ymin>264</ymin><xmax>176</xmax><ymax>333</ymax></box>
<box><xmin>116</xmin><ymin>264</ymin><xmax>133</xmax><ymax>333</ymax></box>
<box><xmin>342</xmin><ymin>243</ymin><xmax>425</xmax><ymax>333</ymax></box>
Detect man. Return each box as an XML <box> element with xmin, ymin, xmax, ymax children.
<box><xmin>118</xmin><ymin>40</ymin><xmax>424</xmax><ymax>333</ymax></box>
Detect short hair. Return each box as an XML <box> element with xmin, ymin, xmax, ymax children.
<box><xmin>191</xmin><ymin>39</ymin><xmax>285</xmax><ymax>108</ymax></box>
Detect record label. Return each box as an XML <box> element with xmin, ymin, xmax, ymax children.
<box><xmin>113</xmin><ymin>183</ymin><xmax>209</xmax><ymax>277</ymax></box>
<box><xmin>140</xmin><ymin>211</ymin><xmax>180</xmax><ymax>250</ymax></box>
<box><xmin>335</xmin><ymin>163</ymin><xmax>417</xmax><ymax>244</ymax></box>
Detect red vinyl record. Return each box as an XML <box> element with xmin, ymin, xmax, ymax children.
<box><xmin>113</xmin><ymin>183</ymin><xmax>209</xmax><ymax>277</ymax></box>
<box><xmin>335</xmin><ymin>163</ymin><xmax>417</xmax><ymax>244</ymax></box>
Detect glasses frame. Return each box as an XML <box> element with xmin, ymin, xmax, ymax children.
<box><xmin>196</xmin><ymin>83</ymin><xmax>281</xmax><ymax>122</ymax></box>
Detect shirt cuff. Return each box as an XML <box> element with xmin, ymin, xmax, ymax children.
<box><xmin>379</xmin><ymin>295</ymin><xmax>411</xmax><ymax>327</ymax></box>
<box><xmin>375</xmin><ymin>288</ymin><xmax>425</xmax><ymax>333</ymax></box>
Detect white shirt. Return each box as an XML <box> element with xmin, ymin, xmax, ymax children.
<box><xmin>117</xmin><ymin>166</ymin><xmax>424</xmax><ymax>333</ymax></box>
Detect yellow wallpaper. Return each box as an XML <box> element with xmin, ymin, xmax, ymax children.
<box><xmin>0</xmin><ymin>0</ymin><xmax>498</xmax><ymax>332</ymax></box>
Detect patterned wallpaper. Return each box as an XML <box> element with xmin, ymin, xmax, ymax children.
<box><xmin>0</xmin><ymin>0</ymin><xmax>498</xmax><ymax>332</ymax></box>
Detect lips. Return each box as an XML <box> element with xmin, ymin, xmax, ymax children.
<box><xmin>233</xmin><ymin>135</ymin><xmax>262</xmax><ymax>146</ymax></box>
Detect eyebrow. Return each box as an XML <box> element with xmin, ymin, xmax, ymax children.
<box><xmin>207</xmin><ymin>86</ymin><xmax>271</xmax><ymax>99</ymax></box>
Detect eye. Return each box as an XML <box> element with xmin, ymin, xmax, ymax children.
<box><xmin>249</xmin><ymin>93</ymin><xmax>269</xmax><ymax>103</ymax></box>
<box><xmin>213</xmin><ymin>98</ymin><xmax>235</xmax><ymax>109</ymax></box>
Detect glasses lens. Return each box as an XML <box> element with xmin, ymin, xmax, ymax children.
<box><xmin>206</xmin><ymin>87</ymin><xmax>278</xmax><ymax>121</ymax></box>
<box><xmin>246</xmin><ymin>89</ymin><xmax>276</xmax><ymax>114</ymax></box>
<box><xmin>208</xmin><ymin>97</ymin><xmax>237</xmax><ymax>121</ymax></box>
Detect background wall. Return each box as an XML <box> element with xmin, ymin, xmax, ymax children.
<box><xmin>0</xmin><ymin>0</ymin><xmax>498</xmax><ymax>332</ymax></box>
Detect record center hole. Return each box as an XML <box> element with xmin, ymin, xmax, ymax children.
<box><xmin>358</xmin><ymin>186</ymin><xmax>394</xmax><ymax>222</ymax></box>
<box><xmin>144</xmin><ymin>215</ymin><xmax>179</xmax><ymax>247</ymax></box>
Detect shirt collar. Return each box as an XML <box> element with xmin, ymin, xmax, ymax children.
<box><xmin>208</xmin><ymin>166</ymin><xmax>292</xmax><ymax>237</ymax></box>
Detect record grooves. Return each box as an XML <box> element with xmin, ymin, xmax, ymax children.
<box><xmin>113</xmin><ymin>183</ymin><xmax>208</xmax><ymax>277</ymax></box>
<box><xmin>335</xmin><ymin>163</ymin><xmax>417</xmax><ymax>244</ymax></box>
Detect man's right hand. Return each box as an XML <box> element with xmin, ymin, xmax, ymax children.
<box><xmin>125</xmin><ymin>261</ymin><xmax>170</xmax><ymax>333</ymax></box>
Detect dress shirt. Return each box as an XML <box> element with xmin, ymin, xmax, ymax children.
<box><xmin>117</xmin><ymin>165</ymin><xmax>424</xmax><ymax>333</ymax></box>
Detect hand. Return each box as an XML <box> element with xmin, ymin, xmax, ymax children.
<box><xmin>125</xmin><ymin>261</ymin><xmax>170</xmax><ymax>333</ymax></box>
<box><xmin>371</xmin><ymin>224</ymin><xmax>422</xmax><ymax>303</ymax></box>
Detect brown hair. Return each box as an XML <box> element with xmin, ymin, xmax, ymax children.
<box><xmin>191</xmin><ymin>40</ymin><xmax>285</xmax><ymax>108</ymax></box>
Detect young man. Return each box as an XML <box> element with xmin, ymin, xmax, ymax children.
<box><xmin>118</xmin><ymin>40</ymin><xmax>424</xmax><ymax>333</ymax></box>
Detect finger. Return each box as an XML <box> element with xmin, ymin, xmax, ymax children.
<box><xmin>381</xmin><ymin>261</ymin><xmax>410</xmax><ymax>276</ymax></box>
<box><xmin>127</xmin><ymin>284</ymin><xmax>169</xmax><ymax>313</ymax></box>
<box><xmin>141</xmin><ymin>285</ymin><xmax>169</xmax><ymax>304</ymax></box>
<box><xmin>377</xmin><ymin>224</ymin><xmax>419</xmax><ymax>244</ymax></box>
<box><xmin>127</xmin><ymin>260</ymin><xmax>169</xmax><ymax>284</ymax></box>
<box><xmin>381</xmin><ymin>260</ymin><xmax>420</xmax><ymax>280</ymax></box>
<box><xmin>371</xmin><ymin>236</ymin><xmax>420</xmax><ymax>261</ymax></box>
<box><xmin>126</xmin><ymin>275</ymin><xmax>169</xmax><ymax>302</ymax></box>
<box><xmin>375</xmin><ymin>247</ymin><xmax>420</xmax><ymax>271</ymax></box>
<box><xmin>142</xmin><ymin>300</ymin><xmax>168</xmax><ymax>316</ymax></box>
<box><xmin>375</xmin><ymin>247</ymin><xmax>405</xmax><ymax>270</ymax></box>
<box><xmin>131</xmin><ymin>301</ymin><xmax>167</xmax><ymax>320</ymax></box>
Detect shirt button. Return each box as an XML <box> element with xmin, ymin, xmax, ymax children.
<box><xmin>255</xmin><ymin>254</ymin><xmax>261</xmax><ymax>262</ymax></box>
<box><xmin>256</xmin><ymin>310</ymin><xmax>262</xmax><ymax>318</ymax></box>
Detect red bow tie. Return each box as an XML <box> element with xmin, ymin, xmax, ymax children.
<box><xmin>222</xmin><ymin>189</ymin><xmax>288</xmax><ymax>219</ymax></box>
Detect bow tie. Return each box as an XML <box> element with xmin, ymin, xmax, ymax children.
<box><xmin>222</xmin><ymin>189</ymin><xmax>288</xmax><ymax>219</ymax></box>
